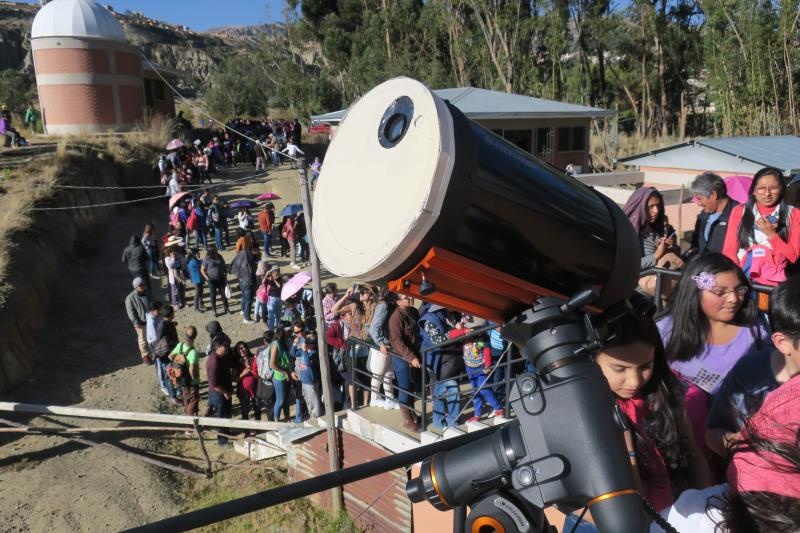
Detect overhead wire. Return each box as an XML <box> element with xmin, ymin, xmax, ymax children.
<box><xmin>23</xmin><ymin>169</ymin><xmax>269</xmax><ymax>211</ymax></box>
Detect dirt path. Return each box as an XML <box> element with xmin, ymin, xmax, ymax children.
<box><xmin>0</xmin><ymin>163</ymin><xmax>350</xmax><ymax>532</ymax></box>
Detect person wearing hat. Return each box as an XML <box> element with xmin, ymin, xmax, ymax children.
<box><xmin>164</xmin><ymin>246</ymin><xmax>186</xmax><ymax>308</ymax></box>
<box><xmin>125</xmin><ymin>277</ymin><xmax>151</xmax><ymax>364</ymax></box>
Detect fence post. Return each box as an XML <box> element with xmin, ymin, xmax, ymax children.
<box><xmin>420</xmin><ymin>352</ymin><xmax>428</xmax><ymax>432</ymax></box>
<box><xmin>297</xmin><ymin>158</ymin><xmax>343</xmax><ymax>514</ymax></box>
<box><xmin>504</xmin><ymin>344</ymin><xmax>513</xmax><ymax>418</ymax></box>
<box><xmin>654</xmin><ymin>271</ymin><xmax>664</xmax><ymax>311</ymax></box>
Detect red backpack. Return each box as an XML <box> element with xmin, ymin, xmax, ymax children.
<box><xmin>186</xmin><ymin>209</ymin><xmax>198</xmax><ymax>231</ymax></box>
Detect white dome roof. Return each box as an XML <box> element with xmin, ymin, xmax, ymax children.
<box><xmin>31</xmin><ymin>0</ymin><xmax>128</xmax><ymax>42</ymax></box>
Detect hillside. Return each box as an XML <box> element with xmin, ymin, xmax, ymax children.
<box><xmin>0</xmin><ymin>2</ymin><xmax>283</xmax><ymax>94</ymax></box>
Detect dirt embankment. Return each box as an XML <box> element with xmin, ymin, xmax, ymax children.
<box><xmin>0</xmin><ymin>141</ymin><xmax>158</xmax><ymax>392</ymax></box>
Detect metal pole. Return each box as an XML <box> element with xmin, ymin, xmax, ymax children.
<box><xmin>297</xmin><ymin>158</ymin><xmax>344</xmax><ymax>514</ymax></box>
<box><xmin>421</xmin><ymin>351</ymin><xmax>427</xmax><ymax>431</ymax></box>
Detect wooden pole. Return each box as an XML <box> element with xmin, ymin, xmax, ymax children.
<box><xmin>297</xmin><ymin>158</ymin><xmax>344</xmax><ymax>514</ymax></box>
<box><xmin>0</xmin><ymin>401</ymin><xmax>288</xmax><ymax>432</ymax></box>
<box><xmin>0</xmin><ymin>417</ymin><xmax>205</xmax><ymax>478</ymax></box>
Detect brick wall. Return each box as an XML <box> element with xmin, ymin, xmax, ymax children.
<box><xmin>114</xmin><ymin>51</ymin><xmax>142</xmax><ymax>77</ymax></box>
<box><xmin>288</xmin><ymin>430</ymin><xmax>412</xmax><ymax>533</ymax></box>
<box><xmin>38</xmin><ymin>84</ymin><xmax>116</xmax><ymax>125</ymax></box>
<box><xmin>118</xmin><ymin>85</ymin><xmax>145</xmax><ymax>124</ymax></box>
<box><xmin>33</xmin><ymin>48</ymin><xmax>110</xmax><ymax>75</ymax></box>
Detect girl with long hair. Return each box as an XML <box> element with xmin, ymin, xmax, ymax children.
<box><xmin>331</xmin><ymin>286</ymin><xmax>377</xmax><ymax>409</ymax></box>
<box><xmin>234</xmin><ymin>341</ymin><xmax>260</xmax><ymax>421</ymax></box>
<box><xmin>595</xmin><ymin>311</ymin><xmax>710</xmax><ymax>512</ymax></box>
<box><xmin>656</xmin><ymin>253</ymin><xmax>767</xmax><ymax>458</ymax></box>
<box><xmin>623</xmin><ymin>187</ymin><xmax>684</xmax><ymax>297</ymax></box>
<box><xmin>722</xmin><ymin>167</ymin><xmax>800</xmax><ymax>286</ymax></box>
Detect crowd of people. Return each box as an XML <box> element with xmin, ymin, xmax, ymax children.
<box><xmin>123</xmin><ymin>148</ymin><xmax>798</xmax><ymax>531</ymax></box>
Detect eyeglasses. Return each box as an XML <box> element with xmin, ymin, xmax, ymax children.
<box><xmin>706</xmin><ymin>286</ymin><xmax>748</xmax><ymax>298</ymax></box>
<box><xmin>755</xmin><ymin>186</ymin><xmax>782</xmax><ymax>195</ymax></box>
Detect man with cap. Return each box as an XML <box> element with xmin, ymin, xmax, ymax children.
<box><xmin>419</xmin><ymin>303</ymin><xmax>463</xmax><ymax>430</ymax></box>
<box><xmin>125</xmin><ymin>277</ymin><xmax>151</xmax><ymax>364</ymax></box>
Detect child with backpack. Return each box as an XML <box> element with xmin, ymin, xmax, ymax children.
<box><xmin>169</xmin><ymin>326</ymin><xmax>200</xmax><ymax>416</ymax></box>
<box><xmin>448</xmin><ymin>317</ymin><xmax>504</xmax><ymax>423</ymax></box>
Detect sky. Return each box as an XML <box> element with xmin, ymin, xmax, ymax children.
<box><xmin>22</xmin><ymin>1</ymin><xmax>291</xmax><ymax>31</ymax></box>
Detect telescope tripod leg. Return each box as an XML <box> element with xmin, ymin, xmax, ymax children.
<box><xmin>453</xmin><ymin>505</ymin><xmax>466</xmax><ymax>533</ymax></box>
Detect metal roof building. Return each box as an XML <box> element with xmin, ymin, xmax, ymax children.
<box><xmin>312</xmin><ymin>86</ymin><xmax>614</xmax><ymax>123</ymax></box>
<box><xmin>312</xmin><ymin>86</ymin><xmax>614</xmax><ymax>172</ymax></box>
<box><xmin>619</xmin><ymin>136</ymin><xmax>800</xmax><ymax>185</ymax></box>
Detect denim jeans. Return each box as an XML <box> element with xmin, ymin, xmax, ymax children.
<box><xmin>299</xmin><ymin>240</ymin><xmax>309</xmax><ymax>262</ymax></box>
<box><xmin>466</xmin><ymin>366</ymin><xmax>502</xmax><ymax>415</ymax></box>
<box><xmin>208</xmin><ymin>278</ymin><xmax>228</xmax><ymax>314</ymax></box>
<box><xmin>145</xmin><ymin>248</ymin><xmax>159</xmax><ymax>276</ymax></box>
<box><xmin>214</xmin><ymin>227</ymin><xmax>225</xmax><ymax>251</ymax></box>
<box><xmin>240</xmin><ymin>280</ymin><xmax>252</xmax><ymax>319</ymax></box>
<box><xmin>391</xmin><ymin>356</ymin><xmax>415</xmax><ymax>408</ymax></box>
<box><xmin>272</xmin><ymin>378</ymin><xmax>291</xmax><ymax>421</ymax></box>
<box><xmin>208</xmin><ymin>390</ymin><xmax>232</xmax><ymax>444</ymax></box>
<box><xmin>267</xmin><ymin>296</ymin><xmax>282</xmax><ymax>330</ymax></box>
<box><xmin>193</xmin><ymin>228</ymin><xmax>207</xmax><ymax>249</ymax></box>
<box><xmin>237</xmin><ymin>390</ymin><xmax>262</xmax><ymax>420</ymax></box>
<box><xmin>254</xmin><ymin>301</ymin><xmax>267</xmax><ymax>321</ymax></box>
<box><xmin>432</xmin><ymin>379</ymin><xmax>460</xmax><ymax>429</ymax></box>
<box><xmin>262</xmin><ymin>230</ymin><xmax>271</xmax><ymax>255</ymax></box>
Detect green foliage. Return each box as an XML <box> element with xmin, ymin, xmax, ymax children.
<box><xmin>205</xmin><ymin>55</ymin><xmax>270</xmax><ymax>118</ymax></box>
<box><xmin>0</xmin><ymin>70</ymin><xmax>35</xmax><ymax>114</ymax></box>
<box><xmin>210</xmin><ymin>0</ymin><xmax>800</xmax><ymax>137</ymax></box>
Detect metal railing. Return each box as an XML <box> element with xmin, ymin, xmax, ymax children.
<box><xmin>338</xmin><ymin>267</ymin><xmax>776</xmax><ymax>433</ymax></box>
<box><xmin>344</xmin><ymin>325</ymin><xmax>528</xmax><ymax>432</ymax></box>
<box><xmin>642</xmin><ymin>266</ymin><xmax>774</xmax><ymax>311</ymax></box>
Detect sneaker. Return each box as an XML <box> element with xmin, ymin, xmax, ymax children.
<box><xmin>243</xmin><ymin>318</ymin><xmax>254</xmax><ymax>324</ymax></box>
<box><xmin>466</xmin><ymin>416</ymin><xmax>481</xmax><ymax>423</ymax></box>
<box><xmin>160</xmin><ymin>387</ymin><xmax>171</xmax><ymax>397</ymax></box>
<box><xmin>369</xmin><ymin>397</ymin><xmax>386</xmax><ymax>409</ymax></box>
<box><xmin>291</xmin><ymin>263</ymin><xmax>301</xmax><ymax>269</ymax></box>
<box><xmin>169</xmin><ymin>397</ymin><xmax>182</xmax><ymax>406</ymax></box>
<box><xmin>491</xmin><ymin>409</ymin><xmax>505</xmax><ymax>418</ymax></box>
<box><xmin>383</xmin><ymin>398</ymin><xmax>400</xmax><ymax>410</ymax></box>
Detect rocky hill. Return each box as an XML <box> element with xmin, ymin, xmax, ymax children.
<box><xmin>0</xmin><ymin>2</ymin><xmax>283</xmax><ymax>95</ymax></box>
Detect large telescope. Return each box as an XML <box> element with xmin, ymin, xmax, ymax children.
<box><xmin>313</xmin><ymin>77</ymin><xmax>638</xmax><ymax>322</ymax></box>
<box><xmin>313</xmin><ymin>77</ymin><xmax>647</xmax><ymax>532</ymax></box>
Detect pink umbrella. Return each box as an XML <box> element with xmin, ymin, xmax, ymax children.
<box><xmin>724</xmin><ymin>175</ymin><xmax>753</xmax><ymax>204</ymax></box>
<box><xmin>281</xmin><ymin>271</ymin><xmax>312</xmax><ymax>301</ymax></box>
<box><xmin>166</xmin><ymin>138</ymin><xmax>184</xmax><ymax>150</ymax></box>
<box><xmin>256</xmin><ymin>192</ymin><xmax>282</xmax><ymax>201</ymax></box>
<box><xmin>169</xmin><ymin>191</ymin><xmax>191</xmax><ymax>210</ymax></box>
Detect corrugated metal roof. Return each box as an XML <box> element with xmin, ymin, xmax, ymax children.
<box><xmin>620</xmin><ymin>136</ymin><xmax>800</xmax><ymax>174</ymax></box>
<box><xmin>311</xmin><ymin>86</ymin><xmax>614</xmax><ymax>123</ymax></box>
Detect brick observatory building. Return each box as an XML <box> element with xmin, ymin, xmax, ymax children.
<box><xmin>31</xmin><ymin>0</ymin><xmax>173</xmax><ymax>134</ymax></box>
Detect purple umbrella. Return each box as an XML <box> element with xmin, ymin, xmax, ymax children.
<box><xmin>724</xmin><ymin>175</ymin><xmax>753</xmax><ymax>204</ymax></box>
<box><xmin>228</xmin><ymin>199</ymin><xmax>258</xmax><ymax>209</ymax></box>
<box><xmin>281</xmin><ymin>271</ymin><xmax>312</xmax><ymax>301</ymax></box>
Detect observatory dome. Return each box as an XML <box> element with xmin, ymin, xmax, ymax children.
<box><xmin>31</xmin><ymin>0</ymin><xmax>127</xmax><ymax>42</ymax></box>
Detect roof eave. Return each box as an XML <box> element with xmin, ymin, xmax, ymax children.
<box><xmin>463</xmin><ymin>110</ymin><xmax>616</xmax><ymax>119</ymax></box>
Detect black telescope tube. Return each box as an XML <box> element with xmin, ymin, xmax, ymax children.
<box><xmin>123</xmin><ymin>425</ymin><xmax>503</xmax><ymax>532</ymax></box>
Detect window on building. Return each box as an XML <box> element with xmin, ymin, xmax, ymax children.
<box><xmin>535</xmin><ymin>127</ymin><xmax>552</xmax><ymax>156</ymax></box>
<box><xmin>502</xmin><ymin>129</ymin><xmax>532</xmax><ymax>153</ymax></box>
<box><xmin>154</xmin><ymin>80</ymin><xmax>166</xmax><ymax>100</ymax></box>
<box><xmin>557</xmin><ymin>126</ymin><xmax>586</xmax><ymax>152</ymax></box>
<box><xmin>144</xmin><ymin>78</ymin><xmax>154</xmax><ymax>107</ymax></box>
